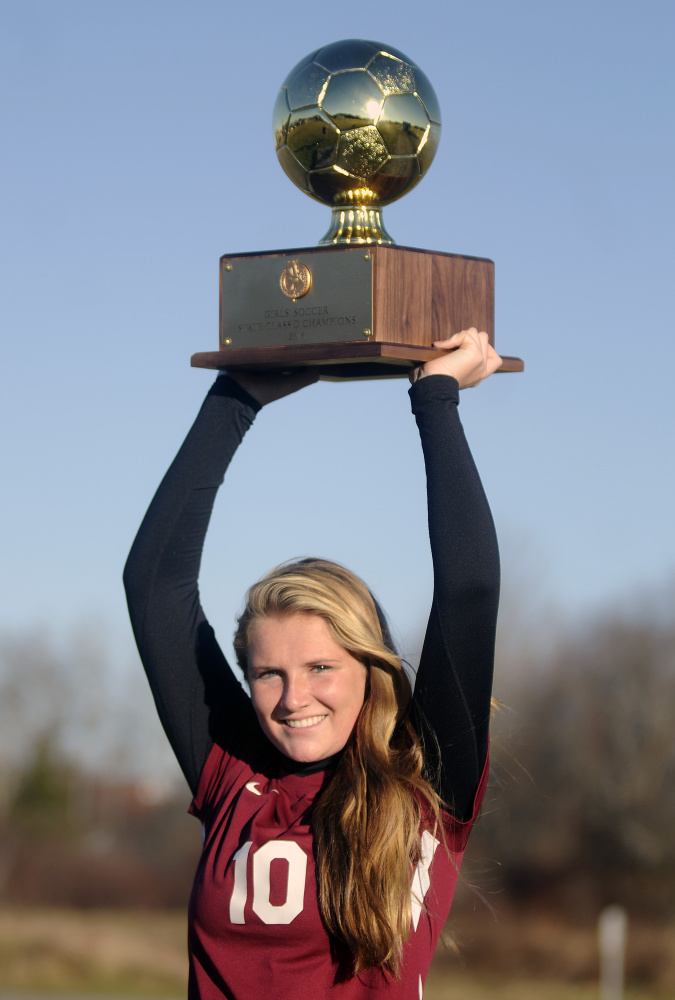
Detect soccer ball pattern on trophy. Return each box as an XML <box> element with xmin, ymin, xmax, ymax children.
<box><xmin>273</xmin><ymin>39</ymin><xmax>441</xmax><ymax>243</ymax></box>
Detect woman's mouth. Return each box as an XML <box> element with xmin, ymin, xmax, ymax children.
<box><xmin>283</xmin><ymin>715</ymin><xmax>327</xmax><ymax>729</ymax></box>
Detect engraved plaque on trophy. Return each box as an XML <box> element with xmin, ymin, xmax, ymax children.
<box><xmin>192</xmin><ymin>39</ymin><xmax>523</xmax><ymax>379</ymax></box>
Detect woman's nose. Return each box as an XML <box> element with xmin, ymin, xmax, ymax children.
<box><xmin>280</xmin><ymin>674</ymin><xmax>310</xmax><ymax>712</ymax></box>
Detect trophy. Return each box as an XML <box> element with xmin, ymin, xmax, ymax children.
<box><xmin>192</xmin><ymin>39</ymin><xmax>523</xmax><ymax>379</ymax></box>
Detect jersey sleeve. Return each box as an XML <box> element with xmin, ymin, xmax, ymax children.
<box><xmin>408</xmin><ymin>375</ymin><xmax>499</xmax><ymax>822</ymax></box>
<box><xmin>123</xmin><ymin>375</ymin><xmax>261</xmax><ymax>795</ymax></box>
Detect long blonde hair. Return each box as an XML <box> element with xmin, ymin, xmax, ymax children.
<box><xmin>234</xmin><ymin>558</ymin><xmax>443</xmax><ymax>976</ymax></box>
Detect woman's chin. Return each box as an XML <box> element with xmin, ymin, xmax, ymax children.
<box><xmin>276</xmin><ymin>738</ymin><xmax>331</xmax><ymax>763</ymax></box>
<box><xmin>269</xmin><ymin>728</ymin><xmax>340</xmax><ymax>763</ymax></box>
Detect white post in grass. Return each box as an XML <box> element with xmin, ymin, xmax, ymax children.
<box><xmin>599</xmin><ymin>905</ymin><xmax>628</xmax><ymax>1000</ymax></box>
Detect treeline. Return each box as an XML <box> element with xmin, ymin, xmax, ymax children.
<box><xmin>1</xmin><ymin>601</ymin><xmax>674</xmax><ymax>916</ymax></box>
<box><xmin>0</xmin><ymin>746</ymin><xmax>198</xmax><ymax>906</ymax></box>
<box><xmin>469</xmin><ymin>604</ymin><xmax>675</xmax><ymax>920</ymax></box>
<box><xmin>0</xmin><ymin>624</ymin><xmax>196</xmax><ymax>906</ymax></box>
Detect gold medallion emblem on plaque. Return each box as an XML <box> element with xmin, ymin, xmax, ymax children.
<box><xmin>279</xmin><ymin>260</ymin><xmax>312</xmax><ymax>301</ymax></box>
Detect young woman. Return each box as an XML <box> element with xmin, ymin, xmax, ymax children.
<box><xmin>124</xmin><ymin>329</ymin><xmax>501</xmax><ymax>999</ymax></box>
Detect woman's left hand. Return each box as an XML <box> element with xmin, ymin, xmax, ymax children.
<box><xmin>412</xmin><ymin>328</ymin><xmax>502</xmax><ymax>389</ymax></box>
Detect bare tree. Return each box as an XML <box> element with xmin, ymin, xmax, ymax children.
<box><xmin>0</xmin><ymin>624</ymin><xmax>182</xmax><ymax>794</ymax></box>
<box><xmin>471</xmin><ymin>602</ymin><xmax>675</xmax><ymax>917</ymax></box>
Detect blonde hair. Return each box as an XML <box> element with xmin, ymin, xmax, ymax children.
<box><xmin>234</xmin><ymin>558</ymin><xmax>444</xmax><ymax>976</ymax></box>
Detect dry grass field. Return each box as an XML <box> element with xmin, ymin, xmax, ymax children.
<box><xmin>0</xmin><ymin>910</ymin><xmax>186</xmax><ymax>996</ymax></box>
<box><xmin>0</xmin><ymin>907</ymin><xmax>673</xmax><ymax>999</ymax></box>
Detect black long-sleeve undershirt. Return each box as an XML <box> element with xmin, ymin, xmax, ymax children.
<box><xmin>123</xmin><ymin>374</ymin><xmax>499</xmax><ymax>821</ymax></box>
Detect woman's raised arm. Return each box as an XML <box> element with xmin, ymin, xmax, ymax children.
<box><xmin>124</xmin><ymin>370</ymin><xmax>319</xmax><ymax>794</ymax></box>
<box><xmin>409</xmin><ymin>330</ymin><xmax>501</xmax><ymax>821</ymax></box>
<box><xmin>123</xmin><ymin>377</ymin><xmax>263</xmax><ymax>793</ymax></box>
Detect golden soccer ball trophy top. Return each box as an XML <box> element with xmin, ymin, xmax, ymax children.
<box><xmin>273</xmin><ymin>39</ymin><xmax>441</xmax><ymax>245</ymax></box>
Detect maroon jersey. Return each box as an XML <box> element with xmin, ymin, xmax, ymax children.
<box><xmin>188</xmin><ymin>731</ymin><xmax>488</xmax><ymax>1000</ymax></box>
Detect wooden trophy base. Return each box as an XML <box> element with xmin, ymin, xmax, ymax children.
<box><xmin>192</xmin><ymin>244</ymin><xmax>523</xmax><ymax>381</ymax></box>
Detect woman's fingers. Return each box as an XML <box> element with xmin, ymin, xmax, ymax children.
<box><xmin>486</xmin><ymin>343</ymin><xmax>503</xmax><ymax>376</ymax></box>
<box><xmin>417</xmin><ymin>328</ymin><xmax>501</xmax><ymax>388</ymax></box>
<box><xmin>432</xmin><ymin>327</ymin><xmax>481</xmax><ymax>350</ymax></box>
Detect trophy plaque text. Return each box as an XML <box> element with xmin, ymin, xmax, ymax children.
<box><xmin>192</xmin><ymin>39</ymin><xmax>523</xmax><ymax>379</ymax></box>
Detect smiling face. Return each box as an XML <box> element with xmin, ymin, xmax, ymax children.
<box><xmin>247</xmin><ymin>612</ymin><xmax>368</xmax><ymax>763</ymax></box>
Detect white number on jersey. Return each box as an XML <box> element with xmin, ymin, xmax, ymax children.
<box><xmin>229</xmin><ymin>840</ymin><xmax>308</xmax><ymax>925</ymax></box>
<box><xmin>410</xmin><ymin>830</ymin><xmax>441</xmax><ymax>931</ymax></box>
<box><xmin>229</xmin><ymin>831</ymin><xmax>439</xmax><ymax>931</ymax></box>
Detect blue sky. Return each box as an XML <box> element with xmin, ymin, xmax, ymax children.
<box><xmin>2</xmin><ymin>0</ymin><xmax>674</xmax><ymax>676</ymax></box>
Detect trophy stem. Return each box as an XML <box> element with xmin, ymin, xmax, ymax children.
<box><xmin>319</xmin><ymin>207</ymin><xmax>395</xmax><ymax>246</ymax></box>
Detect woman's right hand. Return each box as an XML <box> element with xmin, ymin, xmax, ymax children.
<box><xmin>224</xmin><ymin>368</ymin><xmax>320</xmax><ymax>406</ymax></box>
<box><xmin>412</xmin><ymin>328</ymin><xmax>502</xmax><ymax>389</ymax></box>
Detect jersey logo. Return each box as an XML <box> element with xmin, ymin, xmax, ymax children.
<box><xmin>245</xmin><ymin>781</ymin><xmax>262</xmax><ymax>796</ymax></box>
<box><xmin>410</xmin><ymin>830</ymin><xmax>441</xmax><ymax>931</ymax></box>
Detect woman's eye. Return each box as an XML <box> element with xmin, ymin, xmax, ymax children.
<box><xmin>311</xmin><ymin>664</ymin><xmax>330</xmax><ymax>673</ymax></box>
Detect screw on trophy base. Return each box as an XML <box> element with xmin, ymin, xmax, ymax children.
<box><xmin>192</xmin><ymin>39</ymin><xmax>523</xmax><ymax>380</ymax></box>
